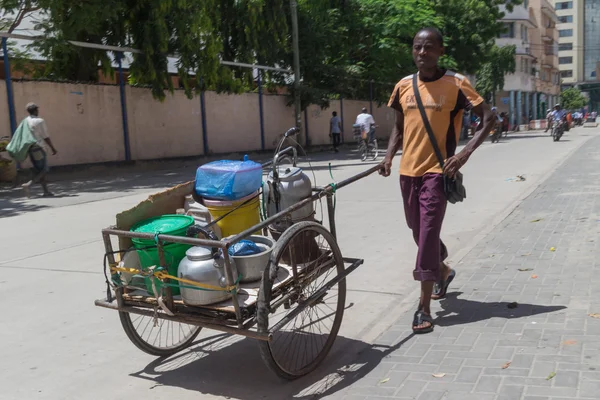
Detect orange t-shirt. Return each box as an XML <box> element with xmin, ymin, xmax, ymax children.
<box><xmin>388</xmin><ymin>71</ymin><xmax>483</xmax><ymax>177</ymax></box>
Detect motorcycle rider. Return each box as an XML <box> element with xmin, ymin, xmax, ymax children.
<box><xmin>545</xmin><ymin>108</ymin><xmax>553</xmax><ymax>133</ymax></box>
<box><xmin>551</xmin><ymin>104</ymin><xmax>567</xmax><ymax>137</ymax></box>
<box><xmin>490</xmin><ymin>107</ymin><xmax>503</xmax><ymax>141</ymax></box>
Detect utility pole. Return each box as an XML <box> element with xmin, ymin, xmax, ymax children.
<box><xmin>290</xmin><ymin>0</ymin><xmax>302</xmax><ymax>132</ymax></box>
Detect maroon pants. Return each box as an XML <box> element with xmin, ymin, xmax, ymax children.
<box><xmin>400</xmin><ymin>174</ymin><xmax>448</xmax><ymax>282</ymax></box>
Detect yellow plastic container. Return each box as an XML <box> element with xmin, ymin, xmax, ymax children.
<box><xmin>203</xmin><ymin>191</ymin><xmax>261</xmax><ymax>238</ymax></box>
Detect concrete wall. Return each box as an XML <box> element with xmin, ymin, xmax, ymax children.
<box><xmin>205</xmin><ymin>92</ymin><xmax>261</xmax><ymax>154</ymax></box>
<box><xmin>127</xmin><ymin>87</ymin><xmax>204</xmax><ymax>160</ymax></box>
<box><xmin>2</xmin><ymin>80</ymin><xmax>393</xmax><ymax>166</ymax></box>
<box><xmin>263</xmin><ymin>94</ymin><xmax>295</xmax><ymax>149</ymax></box>
<box><xmin>11</xmin><ymin>81</ymin><xmax>124</xmax><ymax>166</ymax></box>
<box><xmin>305</xmin><ymin>105</ymin><xmax>332</xmax><ymax>146</ymax></box>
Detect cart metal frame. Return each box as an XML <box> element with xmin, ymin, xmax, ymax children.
<box><xmin>95</xmin><ymin>160</ymin><xmax>380</xmax><ymax>376</ymax></box>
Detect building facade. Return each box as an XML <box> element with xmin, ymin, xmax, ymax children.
<box><xmin>583</xmin><ymin>0</ymin><xmax>600</xmax><ymax>83</ymax></box>
<box><xmin>554</xmin><ymin>0</ymin><xmax>585</xmax><ymax>84</ymax></box>
<box><xmin>494</xmin><ymin>0</ymin><xmax>561</xmax><ymax>128</ymax></box>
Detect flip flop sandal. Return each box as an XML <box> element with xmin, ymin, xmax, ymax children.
<box><xmin>432</xmin><ymin>269</ymin><xmax>456</xmax><ymax>300</ymax></box>
<box><xmin>412</xmin><ymin>310</ymin><xmax>434</xmax><ymax>334</ymax></box>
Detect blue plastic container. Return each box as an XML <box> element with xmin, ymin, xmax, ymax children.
<box><xmin>195</xmin><ymin>156</ymin><xmax>262</xmax><ymax>201</ymax></box>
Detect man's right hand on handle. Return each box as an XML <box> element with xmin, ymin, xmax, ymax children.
<box><xmin>379</xmin><ymin>159</ymin><xmax>392</xmax><ymax>177</ymax></box>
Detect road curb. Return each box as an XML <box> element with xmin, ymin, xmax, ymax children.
<box><xmin>356</xmin><ymin>131</ymin><xmax>597</xmax><ymax>345</ymax></box>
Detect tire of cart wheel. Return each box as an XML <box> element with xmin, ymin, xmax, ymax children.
<box><xmin>119</xmin><ymin>310</ymin><xmax>202</xmax><ymax>357</ymax></box>
<box><xmin>256</xmin><ymin>221</ymin><xmax>347</xmax><ymax>380</ymax></box>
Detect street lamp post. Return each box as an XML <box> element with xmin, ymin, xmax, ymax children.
<box><xmin>290</xmin><ymin>0</ymin><xmax>302</xmax><ymax>133</ymax></box>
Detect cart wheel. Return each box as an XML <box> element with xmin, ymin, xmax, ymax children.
<box><xmin>257</xmin><ymin>221</ymin><xmax>346</xmax><ymax>380</ymax></box>
<box><xmin>119</xmin><ymin>310</ymin><xmax>201</xmax><ymax>357</ymax></box>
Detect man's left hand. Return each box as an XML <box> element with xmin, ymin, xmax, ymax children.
<box><xmin>444</xmin><ymin>153</ymin><xmax>468</xmax><ymax>178</ymax></box>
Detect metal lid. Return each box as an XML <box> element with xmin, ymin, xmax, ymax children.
<box><xmin>273</xmin><ymin>166</ymin><xmax>303</xmax><ymax>181</ymax></box>
<box><xmin>185</xmin><ymin>246</ymin><xmax>213</xmax><ymax>261</ymax></box>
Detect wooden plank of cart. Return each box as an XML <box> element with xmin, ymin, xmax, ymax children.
<box><xmin>95</xmin><ymin>135</ymin><xmax>380</xmax><ymax>380</ymax></box>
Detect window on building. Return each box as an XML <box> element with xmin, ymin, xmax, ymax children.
<box><xmin>556</xmin><ymin>1</ymin><xmax>573</xmax><ymax>10</ymax></box>
<box><xmin>521</xmin><ymin>26</ymin><xmax>529</xmax><ymax>42</ymax></box>
<box><xmin>559</xmin><ymin>42</ymin><xmax>573</xmax><ymax>51</ymax></box>
<box><xmin>542</xmin><ymin>70</ymin><xmax>547</xmax><ymax>81</ymax></box>
<box><xmin>559</xmin><ymin>29</ymin><xmax>573</xmax><ymax>37</ymax></box>
<box><xmin>561</xmin><ymin>70</ymin><xmax>573</xmax><ymax>78</ymax></box>
<box><xmin>499</xmin><ymin>22</ymin><xmax>515</xmax><ymax>38</ymax></box>
<box><xmin>558</xmin><ymin>15</ymin><xmax>573</xmax><ymax>23</ymax></box>
<box><xmin>559</xmin><ymin>56</ymin><xmax>573</xmax><ymax>64</ymax></box>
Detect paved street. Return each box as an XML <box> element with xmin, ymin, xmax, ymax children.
<box><xmin>0</xmin><ymin>128</ymin><xmax>598</xmax><ymax>399</ymax></box>
<box><xmin>336</xmin><ymin>130</ymin><xmax>600</xmax><ymax>400</ymax></box>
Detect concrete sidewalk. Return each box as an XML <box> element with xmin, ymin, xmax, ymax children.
<box><xmin>336</xmin><ymin>135</ymin><xmax>600</xmax><ymax>400</ymax></box>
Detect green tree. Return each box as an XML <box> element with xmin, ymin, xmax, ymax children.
<box><xmin>475</xmin><ymin>44</ymin><xmax>517</xmax><ymax>104</ymax></box>
<box><xmin>560</xmin><ymin>87</ymin><xmax>588</xmax><ymax>110</ymax></box>
<box><xmin>280</xmin><ymin>0</ymin><xmax>523</xmax><ymax>108</ymax></box>
<box><xmin>433</xmin><ymin>0</ymin><xmax>522</xmax><ymax>74</ymax></box>
<box><xmin>2</xmin><ymin>0</ymin><xmax>525</xmax><ymax>105</ymax></box>
<box><xmin>1</xmin><ymin>0</ymin><xmax>289</xmax><ymax>99</ymax></box>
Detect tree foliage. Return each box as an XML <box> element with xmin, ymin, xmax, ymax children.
<box><xmin>475</xmin><ymin>44</ymin><xmax>517</xmax><ymax>103</ymax></box>
<box><xmin>2</xmin><ymin>0</ymin><xmax>523</xmax><ymax>105</ymax></box>
<box><xmin>560</xmin><ymin>87</ymin><xmax>588</xmax><ymax>110</ymax></box>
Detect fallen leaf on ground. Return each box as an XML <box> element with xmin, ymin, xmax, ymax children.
<box><xmin>432</xmin><ymin>373</ymin><xmax>446</xmax><ymax>378</ymax></box>
<box><xmin>501</xmin><ymin>362</ymin><xmax>511</xmax><ymax>369</ymax></box>
<box><xmin>518</xmin><ymin>268</ymin><xmax>534</xmax><ymax>272</ymax></box>
<box><xmin>550</xmin><ymin>247</ymin><xmax>556</xmax><ymax>252</ymax></box>
<box><xmin>379</xmin><ymin>378</ymin><xmax>389</xmax><ymax>384</ymax></box>
<box><xmin>563</xmin><ymin>340</ymin><xmax>577</xmax><ymax>345</ymax></box>
<box><xmin>531</xmin><ymin>275</ymin><xmax>538</xmax><ymax>279</ymax></box>
<box><xmin>589</xmin><ymin>313</ymin><xmax>600</xmax><ymax>319</ymax></box>
<box><xmin>546</xmin><ymin>372</ymin><xmax>556</xmax><ymax>380</ymax></box>
<box><xmin>507</xmin><ymin>302</ymin><xmax>518</xmax><ymax>309</ymax></box>
<box><xmin>530</xmin><ymin>218</ymin><xmax>543</xmax><ymax>223</ymax></box>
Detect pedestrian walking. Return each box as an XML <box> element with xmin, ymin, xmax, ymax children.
<box><xmin>330</xmin><ymin>111</ymin><xmax>342</xmax><ymax>152</ymax></box>
<box><xmin>7</xmin><ymin>103</ymin><xmax>58</xmax><ymax>197</ymax></box>
<box><xmin>379</xmin><ymin>27</ymin><xmax>495</xmax><ymax>334</ymax></box>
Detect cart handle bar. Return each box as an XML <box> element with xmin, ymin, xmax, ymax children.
<box><xmin>229</xmin><ymin>162</ymin><xmax>382</xmax><ymax>243</ymax></box>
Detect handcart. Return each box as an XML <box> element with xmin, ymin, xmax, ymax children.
<box><xmin>95</xmin><ymin>127</ymin><xmax>381</xmax><ymax>380</ymax></box>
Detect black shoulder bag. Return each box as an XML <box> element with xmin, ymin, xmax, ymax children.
<box><xmin>412</xmin><ymin>73</ymin><xmax>466</xmax><ymax>204</ymax></box>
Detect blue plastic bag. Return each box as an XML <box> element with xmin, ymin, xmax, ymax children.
<box><xmin>195</xmin><ymin>156</ymin><xmax>262</xmax><ymax>200</ymax></box>
<box><xmin>228</xmin><ymin>240</ymin><xmax>263</xmax><ymax>256</ymax></box>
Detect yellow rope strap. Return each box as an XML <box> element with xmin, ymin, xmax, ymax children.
<box><xmin>110</xmin><ymin>266</ymin><xmax>238</xmax><ymax>292</ymax></box>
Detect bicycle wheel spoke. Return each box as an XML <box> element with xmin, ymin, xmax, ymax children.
<box><xmin>259</xmin><ymin>222</ymin><xmax>346</xmax><ymax>378</ymax></box>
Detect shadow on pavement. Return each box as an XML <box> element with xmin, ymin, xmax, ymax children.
<box><xmin>435</xmin><ymin>292</ymin><xmax>567</xmax><ymax>327</ymax></box>
<box><xmin>125</xmin><ymin>292</ymin><xmax>566</xmax><ymax>398</ymax></box>
<box><xmin>129</xmin><ymin>330</ymin><xmax>416</xmax><ymax>399</ymax></box>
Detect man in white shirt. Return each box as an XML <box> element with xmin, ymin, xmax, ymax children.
<box><xmin>355</xmin><ymin>107</ymin><xmax>376</xmax><ymax>143</ymax></box>
<box><xmin>329</xmin><ymin>111</ymin><xmax>342</xmax><ymax>152</ymax></box>
<box><xmin>22</xmin><ymin>102</ymin><xmax>58</xmax><ymax>197</ymax></box>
